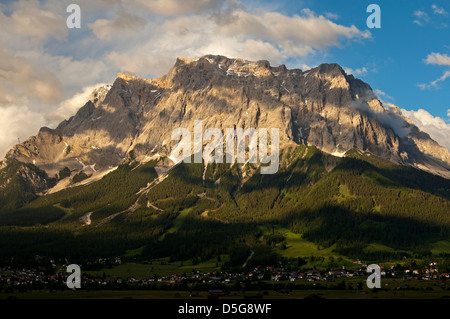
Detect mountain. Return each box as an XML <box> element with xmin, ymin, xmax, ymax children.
<box><xmin>3</xmin><ymin>55</ymin><xmax>450</xmax><ymax>188</ymax></box>
<box><xmin>0</xmin><ymin>55</ymin><xmax>449</xmax><ymax>265</ymax></box>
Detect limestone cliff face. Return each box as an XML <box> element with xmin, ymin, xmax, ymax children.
<box><xmin>4</xmin><ymin>55</ymin><xmax>450</xmax><ymax>181</ymax></box>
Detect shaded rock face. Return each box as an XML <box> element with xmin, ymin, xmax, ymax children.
<box><xmin>0</xmin><ymin>158</ymin><xmax>51</xmax><ymax>196</ymax></box>
<box><xmin>16</xmin><ymin>164</ymin><xmax>51</xmax><ymax>193</ymax></box>
<box><xmin>4</xmin><ymin>55</ymin><xmax>450</xmax><ymax>180</ymax></box>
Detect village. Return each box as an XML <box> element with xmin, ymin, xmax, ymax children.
<box><xmin>1</xmin><ymin>259</ymin><xmax>449</xmax><ymax>292</ymax></box>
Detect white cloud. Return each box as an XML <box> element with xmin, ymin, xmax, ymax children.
<box><xmin>432</xmin><ymin>4</ymin><xmax>447</xmax><ymax>15</ymax></box>
<box><xmin>413</xmin><ymin>10</ymin><xmax>430</xmax><ymax>26</ymax></box>
<box><xmin>344</xmin><ymin>66</ymin><xmax>368</xmax><ymax>76</ymax></box>
<box><xmin>300</xmin><ymin>64</ymin><xmax>312</xmax><ymax>71</ymax></box>
<box><xmin>216</xmin><ymin>9</ymin><xmax>371</xmax><ymax>51</ymax></box>
<box><xmin>0</xmin><ymin>82</ymin><xmax>109</xmax><ymax>158</ymax></box>
<box><xmin>425</xmin><ymin>52</ymin><xmax>450</xmax><ymax>66</ymax></box>
<box><xmin>401</xmin><ymin>108</ymin><xmax>450</xmax><ymax>150</ymax></box>
<box><xmin>48</xmin><ymin>83</ymin><xmax>108</xmax><ymax>125</ymax></box>
<box><xmin>447</xmin><ymin>109</ymin><xmax>450</xmax><ymax>118</ymax></box>
<box><xmin>367</xmin><ymin>103</ymin><xmax>411</xmax><ymax>138</ymax></box>
<box><xmin>0</xmin><ymin>104</ymin><xmax>47</xmax><ymax>159</ymax></box>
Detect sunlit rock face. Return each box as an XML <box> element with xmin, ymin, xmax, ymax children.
<box><xmin>5</xmin><ymin>55</ymin><xmax>450</xmax><ymax>182</ymax></box>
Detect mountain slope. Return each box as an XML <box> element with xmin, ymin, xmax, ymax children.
<box><xmin>0</xmin><ymin>145</ymin><xmax>448</xmax><ymax>264</ymax></box>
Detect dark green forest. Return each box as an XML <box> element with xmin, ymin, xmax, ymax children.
<box><xmin>0</xmin><ymin>146</ymin><xmax>449</xmax><ymax>268</ymax></box>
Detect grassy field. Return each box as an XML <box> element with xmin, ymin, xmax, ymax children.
<box><xmin>363</xmin><ymin>243</ymin><xmax>396</xmax><ymax>254</ymax></box>
<box><xmin>266</xmin><ymin>226</ymin><xmax>354</xmax><ymax>266</ymax></box>
<box><xmin>431</xmin><ymin>241</ymin><xmax>450</xmax><ymax>255</ymax></box>
<box><xmin>123</xmin><ymin>246</ymin><xmax>146</xmax><ymax>258</ymax></box>
<box><xmin>275</xmin><ymin>230</ymin><xmax>335</xmax><ymax>258</ymax></box>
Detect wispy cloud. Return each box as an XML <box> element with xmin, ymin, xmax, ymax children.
<box><xmin>374</xmin><ymin>89</ymin><xmax>394</xmax><ymax>102</ymax></box>
<box><xmin>432</xmin><ymin>4</ymin><xmax>447</xmax><ymax>16</ymax></box>
<box><xmin>418</xmin><ymin>71</ymin><xmax>450</xmax><ymax>90</ymax></box>
<box><xmin>413</xmin><ymin>10</ymin><xmax>430</xmax><ymax>26</ymax></box>
<box><xmin>419</xmin><ymin>52</ymin><xmax>450</xmax><ymax>89</ymax></box>
<box><xmin>413</xmin><ymin>6</ymin><xmax>447</xmax><ymax>28</ymax></box>
<box><xmin>324</xmin><ymin>12</ymin><xmax>339</xmax><ymax>20</ymax></box>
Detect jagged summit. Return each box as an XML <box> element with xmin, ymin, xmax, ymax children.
<box><xmin>3</xmin><ymin>54</ymin><xmax>450</xmax><ymax>187</ymax></box>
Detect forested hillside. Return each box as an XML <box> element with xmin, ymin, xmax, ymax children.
<box><xmin>0</xmin><ymin>146</ymin><xmax>449</xmax><ymax>267</ymax></box>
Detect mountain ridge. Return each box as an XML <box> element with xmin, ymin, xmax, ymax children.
<box><xmin>2</xmin><ymin>55</ymin><xmax>450</xmax><ymax>199</ymax></box>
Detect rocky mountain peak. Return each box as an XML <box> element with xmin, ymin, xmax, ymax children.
<box><xmin>315</xmin><ymin>63</ymin><xmax>346</xmax><ymax>76</ymax></box>
<box><xmin>117</xmin><ymin>72</ymin><xmax>146</xmax><ymax>82</ymax></box>
<box><xmin>3</xmin><ymin>54</ymin><xmax>450</xmax><ymax>187</ymax></box>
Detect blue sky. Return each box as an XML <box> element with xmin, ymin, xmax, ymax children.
<box><xmin>0</xmin><ymin>0</ymin><xmax>450</xmax><ymax>156</ymax></box>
